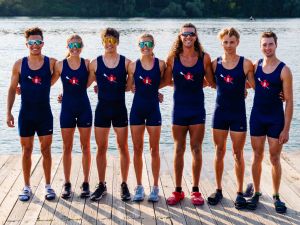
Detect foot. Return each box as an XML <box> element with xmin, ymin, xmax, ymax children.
<box><xmin>191</xmin><ymin>192</ymin><xmax>204</xmax><ymax>205</ymax></box>
<box><xmin>120</xmin><ymin>182</ymin><xmax>131</xmax><ymax>201</ymax></box>
<box><xmin>246</xmin><ymin>192</ymin><xmax>261</xmax><ymax>210</ymax></box>
<box><xmin>207</xmin><ymin>189</ymin><xmax>223</xmax><ymax>205</ymax></box>
<box><xmin>234</xmin><ymin>193</ymin><xmax>247</xmax><ymax>209</ymax></box>
<box><xmin>45</xmin><ymin>185</ymin><xmax>56</xmax><ymax>200</ymax></box>
<box><xmin>166</xmin><ymin>191</ymin><xmax>185</xmax><ymax>205</ymax></box>
<box><xmin>90</xmin><ymin>182</ymin><xmax>107</xmax><ymax>201</ymax></box>
<box><xmin>61</xmin><ymin>182</ymin><xmax>72</xmax><ymax>199</ymax></box>
<box><xmin>132</xmin><ymin>185</ymin><xmax>145</xmax><ymax>202</ymax></box>
<box><xmin>148</xmin><ymin>186</ymin><xmax>159</xmax><ymax>202</ymax></box>
<box><xmin>273</xmin><ymin>195</ymin><xmax>287</xmax><ymax>214</ymax></box>
<box><xmin>19</xmin><ymin>186</ymin><xmax>32</xmax><ymax>202</ymax></box>
<box><xmin>80</xmin><ymin>182</ymin><xmax>90</xmax><ymax>198</ymax></box>
<box><xmin>243</xmin><ymin>183</ymin><xmax>254</xmax><ymax>197</ymax></box>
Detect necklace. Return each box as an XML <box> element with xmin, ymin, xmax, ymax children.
<box><xmin>103</xmin><ymin>54</ymin><xmax>119</xmax><ymax>68</ymax></box>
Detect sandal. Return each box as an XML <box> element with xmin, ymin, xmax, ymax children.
<box><xmin>45</xmin><ymin>188</ymin><xmax>56</xmax><ymax>200</ymax></box>
<box><xmin>243</xmin><ymin>183</ymin><xmax>254</xmax><ymax>198</ymax></box>
<box><xmin>234</xmin><ymin>193</ymin><xmax>247</xmax><ymax>209</ymax></box>
<box><xmin>19</xmin><ymin>188</ymin><xmax>32</xmax><ymax>202</ymax></box>
<box><xmin>167</xmin><ymin>191</ymin><xmax>185</xmax><ymax>205</ymax></box>
<box><xmin>273</xmin><ymin>196</ymin><xmax>287</xmax><ymax>214</ymax></box>
<box><xmin>246</xmin><ymin>192</ymin><xmax>261</xmax><ymax>210</ymax></box>
<box><xmin>207</xmin><ymin>190</ymin><xmax>223</xmax><ymax>205</ymax></box>
<box><xmin>191</xmin><ymin>192</ymin><xmax>204</xmax><ymax>205</ymax></box>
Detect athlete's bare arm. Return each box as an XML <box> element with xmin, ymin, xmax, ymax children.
<box><xmin>126</xmin><ymin>61</ymin><xmax>136</xmax><ymax>92</ymax></box>
<box><xmin>51</xmin><ymin>61</ymin><xmax>63</xmax><ymax>86</ymax></box>
<box><xmin>6</xmin><ymin>59</ymin><xmax>21</xmax><ymax>127</ymax></box>
<box><xmin>158</xmin><ymin>59</ymin><xmax>166</xmax><ymax>89</ymax></box>
<box><xmin>87</xmin><ymin>59</ymin><xmax>97</xmax><ymax>88</ymax></box>
<box><xmin>49</xmin><ymin>57</ymin><xmax>57</xmax><ymax>75</ymax></box>
<box><xmin>244</xmin><ymin>58</ymin><xmax>255</xmax><ymax>88</ymax></box>
<box><xmin>279</xmin><ymin>66</ymin><xmax>293</xmax><ymax>144</ymax></box>
<box><xmin>159</xmin><ymin>55</ymin><xmax>173</xmax><ymax>88</ymax></box>
<box><xmin>203</xmin><ymin>53</ymin><xmax>216</xmax><ymax>88</ymax></box>
<box><xmin>125</xmin><ymin>57</ymin><xmax>132</xmax><ymax>92</ymax></box>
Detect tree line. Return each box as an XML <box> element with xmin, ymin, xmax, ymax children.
<box><xmin>1</xmin><ymin>0</ymin><xmax>299</xmax><ymax>17</ymax></box>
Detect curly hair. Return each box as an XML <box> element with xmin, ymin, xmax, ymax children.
<box><xmin>168</xmin><ymin>23</ymin><xmax>204</xmax><ymax>59</ymax></box>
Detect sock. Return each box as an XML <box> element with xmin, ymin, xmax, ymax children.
<box><xmin>24</xmin><ymin>185</ymin><xmax>31</xmax><ymax>192</ymax></box>
<box><xmin>45</xmin><ymin>184</ymin><xmax>51</xmax><ymax>190</ymax></box>
<box><xmin>237</xmin><ymin>192</ymin><xmax>243</xmax><ymax>196</ymax></box>
<box><xmin>192</xmin><ymin>186</ymin><xmax>199</xmax><ymax>192</ymax></box>
<box><xmin>216</xmin><ymin>189</ymin><xmax>222</xmax><ymax>193</ymax></box>
<box><xmin>175</xmin><ymin>187</ymin><xmax>182</xmax><ymax>193</ymax></box>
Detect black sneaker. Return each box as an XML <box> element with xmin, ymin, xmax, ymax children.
<box><xmin>90</xmin><ymin>182</ymin><xmax>107</xmax><ymax>201</ymax></box>
<box><xmin>246</xmin><ymin>192</ymin><xmax>261</xmax><ymax>210</ymax></box>
<box><xmin>207</xmin><ymin>189</ymin><xmax>223</xmax><ymax>205</ymax></box>
<box><xmin>80</xmin><ymin>182</ymin><xmax>90</xmax><ymax>198</ymax></box>
<box><xmin>61</xmin><ymin>182</ymin><xmax>72</xmax><ymax>199</ymax></box>
<box><xmin>120</xmin><ymin>182</ymin><xmax>131</xmax><ymax>201</ymax></box>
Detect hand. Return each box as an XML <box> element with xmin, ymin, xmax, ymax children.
<box><xmin>158</xmin><ymin>92</ymin><xmax>164</xmax><ymax>103</ymax></box>
<box><xmin>278</xmin><ymin>129</ymin><xmax>289</xmax><ymax>145</ymax></box>
<box><xmin>244</xmin><ymin>89</ymin><xmax>248</xmax><ymax>99</ymax></box>
<box><xmin>279</xmin><ymin>91</ymin><xmax>285</xmax><ymax>102</ymax></box>
<box><xmin>131</xmin><ymin>84</ymin><xmax>136</xmax><ymax>93</ymax></box>
<box><xmin>203</xmin><ymin>79</ymin><xmax>209</xmax><ymax>88</ymax></box>
<box><xmin>16</xmin><ymin>86</ymin><xmax>21</xmax><ymax>95</ymax></box>
<box><xmin>57</xmin><ymin>93</ymin><xmax>62</xmax><ymax>103</ymax></box>
<box><xmin>94</xmin><ymin>85</ymin><xmax>98</xmax><ymax>94</ymax></box>
<box><xmin>6</xmin><ymin>113</ymin><xmax>15</xmax><ymax>127</ymax></box>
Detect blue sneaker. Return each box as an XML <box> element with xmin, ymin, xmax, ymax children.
<box><xmin>148</xmin><ymin>186</ymin><xmax>159</xmax><ymax>202</ymax></box>
<box><xmin>133</xmin><ymin>185</ymin><xmax>145</xmax><ymax>202</ymax></box>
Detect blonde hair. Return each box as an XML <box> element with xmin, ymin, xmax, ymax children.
<box><xmin>138</xmin><ymin>33</ymin><xmax>155</xmax><ymax>56</ymax></box>
<box><xmin>66</xmin><ymin>34</ymin><xmax>83</xmax><ymax>58</ymax></box>
<box><xmin>261</xmin><ymin>31</ymin><xmax>277</xmax><ymax>45</ymax></box>
<box><xmin>218</xmin><ymin>27</ymin><xmax>240</xmax><ymax>40</ymax></box>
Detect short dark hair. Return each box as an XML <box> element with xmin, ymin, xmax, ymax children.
<box><xmin>24</xmin><ymin>27</ymin><xmax>43</xmax><ymax>40</ymax></box>
<box><xmin>100</xmin><ymin>27</ymin><xmax>120</xmax><ymax>41</ymax></box>
<box><xmin>261</xmin><ymin>31</ymin><xmax>277</xmax><ymax>45</ymax></box>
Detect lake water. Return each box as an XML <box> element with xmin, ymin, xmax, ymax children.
<box><xmin>0</xmin><ymin>18</ymin><xmax>299</xmax><ymax>154</ymax></box>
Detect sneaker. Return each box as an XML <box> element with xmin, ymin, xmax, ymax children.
<box><xmin>19</xmin><ymin>186</ymin><xmax>32</xmax><ymax>202</ymax></box>
<box><xmin>133</xmin><ymin>185</ymin><xmax>145</xmax><ymax>202</ymax></box>
<box><xmin>90</xmin><ymin>182</ymin><xmax>107</xmax><ymax>201</ymax></box>
<box><xmin>121</xmin><ymin>182</ymin><xmax>131</xmax><ymax>201</ymax></box>
<box><xmin>207</xmin><ymin>190</ymin><xmax>223</xmax><ymax>205</ymax></box>
<box><xmin>148</xmin><ymin>186</ymin><xmax>159</xmax><ymax>202</ymax></box>
<box><xmin>234</xmin><ymin>193</ymin><xmax>247</xmax><ymax>209</ymax></box>
<box><xmin>273</xmin><ymin>195</ymin><xmax>287</xmax><ymax>214</ymax></box>
<box><xmin>167</xmin><ymin>191</ymin><xmax>185</xmax><ymax>205</ymax></box>
<box><xmin>246</xmin><ymin>192</ymin><xmax>261</xmax><ymax>210</ymax></box>
<box><xmin>80</xmin><ymin>182</ymin><xmax>90</xmax><ymax>198</ymax></box>
<box><xmin>191</xmin><ymin>192</ymin><xmax>204</xmax><ymax>205</ymax></box>
<box><xmin>61</xmin><ymin>182</ymin><xmax>72</xmax><ymax>199</ymax></box>
<box><xmin>45</xmin><ymin>186</ymin><xmax>56</xmax><ymax>201</ymax></box>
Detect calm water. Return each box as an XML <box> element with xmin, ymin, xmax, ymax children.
<box><xmin>0</xmin><ymin>18</ymin><xmax>299</xmax><ymax>154</ymax></box>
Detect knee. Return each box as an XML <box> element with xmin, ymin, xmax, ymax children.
<box><xmin>63</xmin><ymin>143</ymin><xmax>73</xmax><ymax>155</ymax></box>
<box><xmin>191</xmin><ymin>143</ymin><xmax>202</xmax><ymax>155</ymax></box>
<box><xmin>150</xmin><ymin>147</ymin><xmax>160</xmax><ymax>158</ymax></box>
<box><xmin>22</xmin><ymin>146</ymin><xmax>33</xmax><ymax>158</ymax></box>
<box><xmin>253</xmin><ymin>152</ymin><xmax>264</xmax><ymax>163</ymax></box>
<box><xmin>41</xmin><ymin>147</ymin><xmax>51</xmax><ymax>159</ymax></box>
<box><xmin>232</xmin><ymin>151</ymin><xmax>243</xmax><ymax>163</ymax></box>
<box><xmin>97</xmin><ymin>143</ymin><xmax>108</xmax><ymax>156</ymax></box>
<box><xmin>270</xmin><ymin>154</ymin><xmax>280</xmax><ymax>166</ymax></box>
<box><xmin>175</xmin><ymin>143</ymin><xmax>185</xmax><ymax>157</ymax></box>
<box><xmin>81</xmin><ymin>143</ymin><xmax>90</xmax><ymax>155</ymax></box>
<box><xmin>215</xmin><ymin>147</ymin><xmax>225</xmax><ymax>161</ymax></box>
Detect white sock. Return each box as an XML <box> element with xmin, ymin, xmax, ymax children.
<box><xmin>24</xmin><ymin>185</ymin><xmax>31</xmax><ymax>192</ymax></box>
<box><xmin>45</xmin><ymin>184</ymin><xmax>51</xmax><ymax>190</ymax></box>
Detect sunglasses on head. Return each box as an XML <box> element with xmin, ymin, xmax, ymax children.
<box><xmin>68</xmin><ymin>42</ymin><xmax>82</xmax><ymax>49</ymax></box>
<box><xmin>27</xmin><ymin>40</ymin><xmax>44</xmax><ymax>46</ymax></box>
<box><xmin>181</xmin><ymin>32</ymin><xmax>196</xmax><ymax>37</ymax></box>
<box><xmin>102</xmin><ymin>37</ymin><xmax>118</xmax><ymax>45</ymax></box>
<box><xmin>139</xmin><ymin>41</ymin><xmax>154</xmax><ymax>49</ymax></box>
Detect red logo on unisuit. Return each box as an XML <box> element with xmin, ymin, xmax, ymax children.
<box><xmin>258</xmin><ymin>78</ymin><xmax>269</xmax><ymax>89</ymax></box>
<box><xmin>220</xmin><ymin>74</ymin><xmax>234</xmax><ymax>84</ymax></box>
<box><xmin>28</xmin><ymin>75</ymin><xmax>41</xmax><ymax>84</ymax></box>
<box><xmin>180</xmin><ymin>72</ymin><xmax>194</xmax><ymax>81</ymax></box>
<box><xmin>104</xmin><ymin>73</ymin><xmax>117</xmax><ymax>83</ymax></box>
<box><xmin>66</xmin><ymin>76</ymin><xmax>79</xmax><ymax>85</ymax></box>
<box><xmin>139</xmin><ymin>76</ymin><xmax>152</xmax><ymax>85</ymax></box>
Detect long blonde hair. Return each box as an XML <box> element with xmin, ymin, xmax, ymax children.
<box><xmin>66</xmin><ymin>34</ymin><xmax>83</xmax><ymax>58</ymax></box>
<box><xmin>168</xmin><ymin>23</ymin><xmax>204</xmax><ymax>59</ymax></box>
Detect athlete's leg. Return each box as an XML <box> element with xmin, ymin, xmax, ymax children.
<box><xmin>268</xmin><ymin>137</ymin><xmax>283</xmax><ymax>195</ymax></box>
<box><xmin>114</xmin><ymin>126</ymin><xmax>130</xmax><ymax>183</ymax></box>
<box><xmin>61</xmin><ymin>128</ymin><xmax>75</xmax><ymax>183</ymax></box>
<box><xmin>212</xmin><ymin>129</ymin><xmax>229</xmax><ymax>190</ymax></box>
<box><xmin>146</xmin><ymin>126</ymin><xmax>161</xmax><ymax>186</ymax></box>
<box><xmin>250</xmin><ymin>136</ymin><xmax>266</xmax><ymax>193</ymax></box>
<box><xmin>189</xmin><ymin>124</ymin><xmax>205</xmax><ymax>187</ymax></box>
<box><xmin>95</xmin><ymin>127</ymin><xmax>110</xmax><ymax>182</ymax></box>
<box><xmin>131</xmin><ymin>125</ymin><xmax>146</xmax><ymax>185</ymax></box>
<box><xmin>172</xmin><ymin>125</ymin><xmax>188</xmax><ymax>187</ymax></box>
<box><xmin>38</xmin><ymin>134</ymin><xmax>53</xmax><ymax>184</ymax></box>
<box><xmin>230</xmin><ymin>131</ymin><xmax>246</xmax><ymax>193</ymax></box>
<box><xmin>20</xmin><ymin>136</ymin><xmax>34</xmax><ymax>186</ymax></box>
<box><xmin>78</xmin><ymin>127</ymin><xmax>92</xmax><ymax>183</ymax></box>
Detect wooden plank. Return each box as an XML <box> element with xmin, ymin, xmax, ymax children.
<box><xmin>35</xmin><ymin>221</ymin><xmax>51</xmax><ymax>225</ymax></box>
<box><xmin>0</xmin><ymin>155</ymin><xmax>40</xmax><ymax>225</ymax></box>
<box><xmin>20</xmin><ymin>155</ymin><xmax>61</xmax><ymax>225</ymax></box>
<box><xmin>0</xmin><ymin>155</ymin><xmax>11</xmax><ymax>172</ymax></box>
<box><xmin>51</xmin><ymin>154</ymin><xmax>82</xmax><ymax>225</ymax></box>
<box><xmin>282</xmin><ymin>151</ymin><xmax>300</xmax><ymax>173</ymax></box>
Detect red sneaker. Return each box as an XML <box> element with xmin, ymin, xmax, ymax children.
<box><xmin>167</xmin><ymin>191</ymin><xmax>185</xmax><ymax>205</ymax></box>
<box><xmin>191</xmin><ymin>192</ymin><xmax>204</xmax><ymax>205</ymax></box>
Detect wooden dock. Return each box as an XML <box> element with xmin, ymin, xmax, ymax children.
<box><xmin>0</xmin><ymin>150</ymin><xmax>299</xmax><ymax>225</ymax></box>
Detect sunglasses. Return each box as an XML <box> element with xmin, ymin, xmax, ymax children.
<box><xmin>68</xmin><ymin>42</ymin><xmax>82</xmax><ymax>49</ymax></box>
<box><xmin>139</xmin><ymin>41</ymin><xmax>154</xmax><ymax>48</ymax></box>
<box><xmin>102</xmin><ymin>37</ymin><xmax>118</xmax><ymax>45</ymax></box>
<box><xmin>27</xmin><ymin>40</ymin><xmax>44</xmax><ymax>46</ymax></box>
<box><xmin>181</xmin><ymin>32</ymin><xmax>196</xmax><ymax>37</ymax></box>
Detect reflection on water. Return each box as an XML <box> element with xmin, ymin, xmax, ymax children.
<box><xmin>0</xmin><ymin>18</ymin><xmax>299</xmax><ymax>154</ymax></box>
